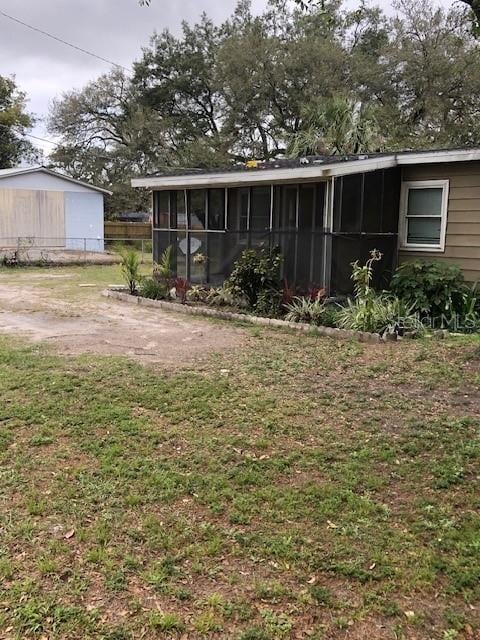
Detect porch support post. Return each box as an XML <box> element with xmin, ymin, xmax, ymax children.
<box><xmin>323</xmin><ymin>178</ymin><xmax>335</xmax><ymax>296</ymax></box>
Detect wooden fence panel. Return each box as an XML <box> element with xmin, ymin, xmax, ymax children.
<box><xmin>104</xmin><ymin>221</ymin><xmax>151</xmax><ymax>239</ymax></box>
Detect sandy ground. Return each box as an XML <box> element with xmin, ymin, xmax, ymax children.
<box><xmin>0</xmin><ymin>271</ymin><xmax>247</xmax><ymax>367</ymax></box>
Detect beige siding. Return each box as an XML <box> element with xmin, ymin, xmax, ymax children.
<box><xmin>0</xmin><ymin>189</ymin><xmax>65</xmax><ymax>247</ymax></box>
<box><xmin>399</xmin><ymin>161</ymin><xmax>480</xmax><ymax>280</ymax></box>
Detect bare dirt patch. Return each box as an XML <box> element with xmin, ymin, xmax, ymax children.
<box><xmin>0</xmin><ymin>270</ymin><xmax>247</xmax><ymax>366</ymax></box>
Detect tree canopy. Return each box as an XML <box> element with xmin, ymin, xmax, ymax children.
<box><xmin>0</xmin><ymin>76</ymin><xmax>37</xmax><ymax>169</ymax></box>
<box><xmin>48</xmin><ymin>0</ymin><xmax>480</xmax><ymax>212</ymax></box>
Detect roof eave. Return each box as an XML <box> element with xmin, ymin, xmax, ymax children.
<box><xmin>131</xmin><ymin>147</ymin><xmax>480</xmax><ymax>190</ymax></box>
<box><xmin>131</xmin><ymin>156</ymin><xmax>397</xmax><ymax>189</ymax></box>
<box><xmin>0</xmin><ymin>166</ymin><xmax>112</xmax><ymax>195</ymax></box>
<box><xmin>396</xmin><ymin>148</ymin><xmax>480</xmax><ymax>165</ymax></box>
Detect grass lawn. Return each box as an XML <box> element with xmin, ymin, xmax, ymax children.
<box><xmin>0</xmin><ymin>318</ymin><xmax>479</xmax><ymax>638</ymax></box>
<box><xmin>0</xmin><ymin>262</ymin><xmax>149</xmax><ymax>301</ymax></box>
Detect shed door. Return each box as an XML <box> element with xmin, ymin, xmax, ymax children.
<box><xmin>0</xmin><ymin>188</ymin><xmax>65</xmax><ymax>247</ymax></box>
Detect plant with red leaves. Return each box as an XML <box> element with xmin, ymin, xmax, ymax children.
<box><xmin>306</xmin><ymin>285</ymin><xmax>326</xmax><ymax>301</ymax></box>
<box><xmin>174</xmin><ymin>277</ymin><xmax>191</xmax><ymax>304</ymax></box>
<box><xmin>281</xmin><ymin>279</ymin><xmax>298</xmax><ymax>307</ymax></box>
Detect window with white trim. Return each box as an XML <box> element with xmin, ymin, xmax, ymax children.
<box><xmin>400</xmin><ymin>180</ymin><xmax>449</xmax><ymax>251</ymax></box>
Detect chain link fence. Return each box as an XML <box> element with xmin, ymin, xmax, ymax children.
<box><xmin>0</xmin><ymin>237</ymin><xmax>153</xmax><ymax>265</ymax></box>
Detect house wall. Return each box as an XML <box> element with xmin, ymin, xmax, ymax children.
<box><xmin>65</xmin><ymin>192</ymin><xmax>104</xmax><ymax>252</ymax></box>
<box><xmin>400</xmin><ymin>161</ymin><xmax>480</xmax><ymax>281</ymax></box>
<box><xmin>0</xmin><ymin>188</ymin><xmax>65</xmax><ymax>247</ymax></box>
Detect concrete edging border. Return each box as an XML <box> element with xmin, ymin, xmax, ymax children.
<box><xmin>102</xmin><ymin>288</ymin><xmax>383</xmax><ymax>344</ymax></box>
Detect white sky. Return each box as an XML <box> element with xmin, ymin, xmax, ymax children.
<box><xmin>0</xmin><ymin>0</ymin><xmax>456</xmax><ymax>158</ymax></box>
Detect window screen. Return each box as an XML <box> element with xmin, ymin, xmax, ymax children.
<box><xmin>362</xmin><ymin>171</ymin><xmax>382</xmax><ymax>233</ymax></box>
<box><xmin>280</xmin><ymin>185</ymin><xmax>297</xmax><ymax>230</ymax></box>
<box><xmin>298</xmin><ymin>185</ymin><xmax>314</xmax><ymax>230</ymax></box>
<box><xmin>154</xmin><ymin>192</ymin><xmax>169</xmax><ymax>229</ymax></box>
<box><xmin>188</xmin><ymin>190</ymin><xmax>206</xmax><ymax>230</ymax></box>
<box><xmin>171</xmin><ymin>191</ymin><xmax>186</xmax><ymax>229</ymax></box>
<box><xmin>337</xmin><ymin>174</ymin><xmax>362</xmax><ymax>232</ymax></box>
<box><xmin>250</xmin><ymin>186</ymin><xmax>271</xmax><ymax>230</ymax></box>
<box><xmin>208</xmin><ymin>189</ymin><xmax>225</xmax><ymax>230</ymax></box>
<box><xmin>314</xmin><ymin>183</ymin><xmax>325</xmax><ymax>230</ymax></box>
<box><xmin>227</xmin><ymin>188</ymin><xmax>249</xmax><ymax>231</ymax></box>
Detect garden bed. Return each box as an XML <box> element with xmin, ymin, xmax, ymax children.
<box><xmin>103</xmin><ymin>287</ymin><xmax>384</xmax><ymax>343</ymax></box>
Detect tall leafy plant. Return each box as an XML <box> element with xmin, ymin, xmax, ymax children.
<box><xmin>227</xmin><ymin>248</ymin><xmax>283</xmax><ymax>310</ymax></box>
<box><xmin>120</xmin><ymin>248</ymin><xmax>141</xmax><ymax>295</ymax></box>
<box><xmin>153</xmin><ymin>245</ymin><xmax>173</xmax><ymax>285</ymax></box>
<box><xmin>337</xmin><ymin>250</ymin><xmax>421</xmax><ymax>334</ymax></box>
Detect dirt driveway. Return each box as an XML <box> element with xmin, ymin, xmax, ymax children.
<box><xmin>0</xmin><ymin>266</ymin><xmax>248</xmax><ymax>366</ymax></box>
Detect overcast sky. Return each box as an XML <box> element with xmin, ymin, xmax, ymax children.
<box><xmin>0</xmin><ymin>0</ymin><xmax>454</xmax><ymax>157</ymax></box>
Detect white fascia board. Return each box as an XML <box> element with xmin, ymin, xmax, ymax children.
<box><xmin>0</xmin><ymin>167</ymin><xmax>112</xmax><ymax>195</ymax></box>
<box><xmin>324</xmin><ymin>156</ymin><xmax>397</xmax><ymax>176</ymax></box>
<box><xmin>397</xmin><ymin>149</ymin><xmax>480</xmax><ymax>165</ymax></box>
<box><xmin>131</xmin><ymin>148</ymin><xmax>480</xmax><ymax>190</ymax></box>
<box><xmin>132</xmin><ymin>167</ymin><xmax>328</xmax><ymax>189</ymax></box>
<box><xmin>131</xmin><ymin>156</ymin><xmax>397</xmax><ymax>189</ymax></box>
<box><xmin>40</xmin><ymin>169</ymin><xmax>112</xmax><ymax>195</ymax></box>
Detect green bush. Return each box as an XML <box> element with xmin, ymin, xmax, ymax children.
<box><xmin>186</xmin><ymin>285</ymin><xmax>209</xmax><ymax>303</ymax></box>
<box><xmin>390</xmin><ymin>261</ymin><xmax>467</xmax><ymax>317</ymax></box>
<box><xmin>337</xmin><ymin>250</ymin><xmax>422</xmax><ymax>335</ymax></box>
<box><xmin>285</xmin><ymin>296</ymin><xmax>337</xmax><ymax>326</ymax></box>
<box><xmin>139</xmin><ymin>277</ymin><xmax>168</xmax><ymax>300</ymax></box>
<box><xmin>119</xmin><ymin>248</ymin><xmax>141</xmax><ymax>295</ymax></box>
<box><xmin>336</xmin><ymin>295</ymin><xmax>421</xmax><ymax>334</ymax></box>
<box><xmin>153</xmin><ymin>245</ymin><xmax>173</xmax><ymax>285</ymax></box>
<box><xmin>227</xmin><ymin>247</ymin><xmax>282</xmax><ymax>310</ymax></box>
<box><xmin>206</xmin><ymin>285</ymin><xmax>247</xmax><ymax>308</ymax></box>
<box><xmin>255</xmin><ymin>287</ymin><xmax>283</xmax><ymax>317</ymax></box>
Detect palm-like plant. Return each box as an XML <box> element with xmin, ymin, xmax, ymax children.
<box><xmin>288</xmin><ymin>96</ymin><xmax>384</xmax><ymax>157</ymax></box>
<box><xmin>119</xmin><ymin>248</ymin><xmax>141</xmax><ymax>295</ymax></box>
<box><xmin>153</xmin><ymin>245</ymin><xmax>173</xmax><ymax>284</ymax></box>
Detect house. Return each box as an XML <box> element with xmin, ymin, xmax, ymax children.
<box><xmin>0</xmin><ymin>166</ymin><xmax>110</xmax><ymax>252</ymax></box>
<box><xmin>132</xmin><ymin>148</ymin><xmax>480</xmax><ymax>294</ymax></box>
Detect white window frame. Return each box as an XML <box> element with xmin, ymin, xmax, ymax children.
<box><xmin>399</xmin><ymin>179</ymin><xmax>449</xmax><ymax>252</ymax></box>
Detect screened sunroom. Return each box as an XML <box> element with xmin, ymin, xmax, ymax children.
<box><xmin>133</xmin><ymin>156</ymin><xmax>403</xmax><ymax>295</ymax></box>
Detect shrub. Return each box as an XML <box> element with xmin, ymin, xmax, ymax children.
<box><xmin>186</xmin><ymin>285</ymin><xmax>209</xmax><ymax>303</ymax></box>
<box><xmin>227</xmin><ymin>247</ymin><xmax>282</xmax><ymax>310</ymax></box>
<box><xmin>390</xmin><ymin>261</ymin><xmax>467</xmax><ymax>317</ymax></box>
<box><xmin>255</xmin><ymin>287</ymin><xmax>283</xmax><ymax>317</ymax></box>
<box><xmin>139</xmin><ymin>278</ymin><xmax>168</xmax><ymax>300</ymax></box>
<box><xmin>281</xmin><ymin>279</ymin><xmax>297</xmax><ymax>307</ymax></box>
<box><xmin>173</xmin><ymin>277</ymin><xmax>190</xmax><ymax>303</ymax></box>
<box><xmin>153</xmin><ymin>245</ymin><xmax>173</xmax><ymax>286</ymax></box>
<box><xmin>119</xmin><ymin>248</ymin><xmax>141</xmax><ymax>295</ymax></box>
<box><xmin>337</xmin><ymin>250</ymin><xmax>422</xmax><ymax>335</ymax></box>
<box><xmin>460</xmin><ymin>282</ymin><xmax>480</xmax><ymax>331</ymax></box>
<box><xmin>285</xmin><ymin>296</ymin><xmax>335</xmax><ymax>326</ymax></box>
<box><xmin>206</xmin><ymin>285</ymin><xmax>246</xmax><ymax>308</ymax></box>
<box><xmin>336</xmin><ymin>295</ymin><xmax>421</xmax><ymax>334</ymax></box>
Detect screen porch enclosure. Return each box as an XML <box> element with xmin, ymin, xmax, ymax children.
<box><xmin>152</xmin><ymin>168</ymin><xmax>400</xmax><ymax>295</ymax></box>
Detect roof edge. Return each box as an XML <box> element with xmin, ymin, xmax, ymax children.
<box><xmin>0</xmin><ymin>166</ymin><xmax>112</xmax><ymax>195</ymax></box>
<box><xmin>131</xmin><ymin>147</ymin><xmax>480</xmax><ymax>190</ymax></box>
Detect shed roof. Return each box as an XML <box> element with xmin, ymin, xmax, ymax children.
<box><xmin>131</xmin><ymin>147</ymin><xmax>480</xmax><ymax>190</ymax></box>
<box><xmin>0</xmin><ymin>166</ymin><xmax>111</xmax><ymax>195</ymax></box>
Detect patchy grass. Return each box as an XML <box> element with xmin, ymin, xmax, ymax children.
<box><xmin>0</xmin><ymin>263</ymin><xmax>149</xmax><ymax>302</ymax></box>
<box><xmin>0</xmin><ymin>328</ymin><xmax>479</xmax><ymax>639</ymax></box>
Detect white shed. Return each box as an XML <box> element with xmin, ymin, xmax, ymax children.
<box><xmin>0</xmin><ymin>166</ymin><xmax>110</xmax><ymax>252</ymax></box>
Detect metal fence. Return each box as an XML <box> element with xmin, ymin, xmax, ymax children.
<box><xmin>0</xmin><ymin>237</ymin><xmax>153</xmax><ymax>265</ymax></box>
